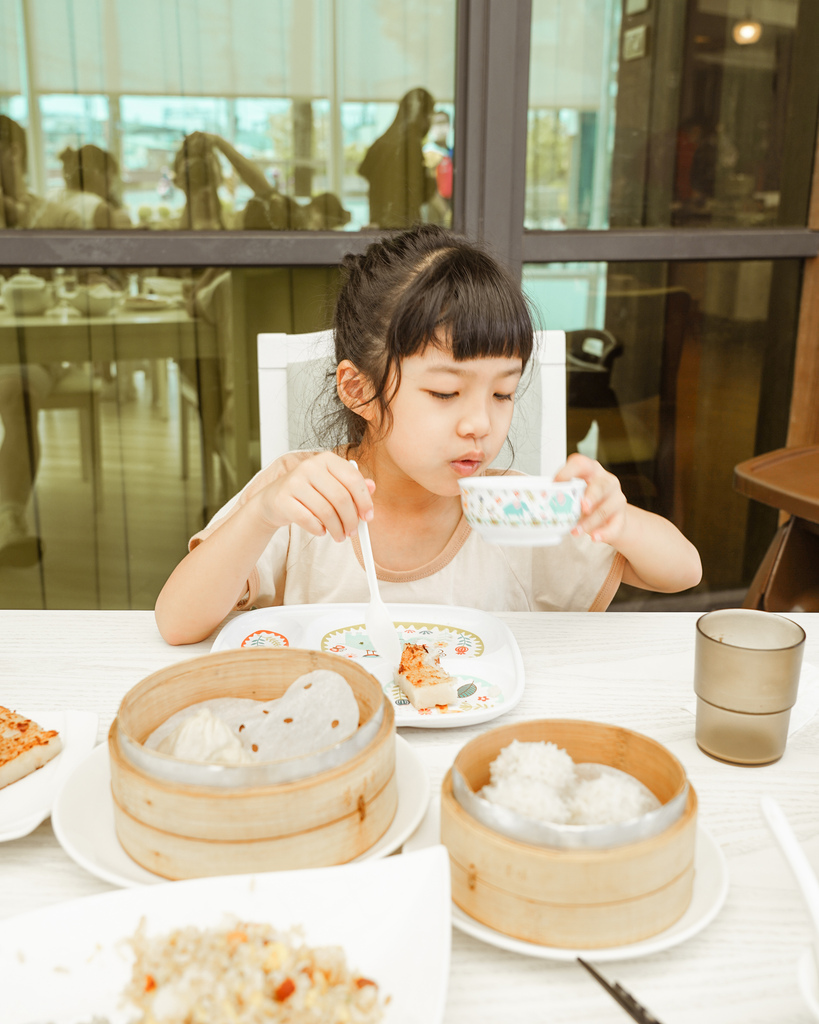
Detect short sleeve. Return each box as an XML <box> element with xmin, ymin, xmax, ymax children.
<box><xmin>530</xmin><ymin>534</ymin><xmax>625</xmax><ymax>611</ymax></box>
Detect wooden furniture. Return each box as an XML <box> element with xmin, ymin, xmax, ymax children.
<box><xmin>257</xmin><ymin>330</ymin><xmax>568</xmax><ymax>475</ymax></box>
<box><xmin>734</xmin><ymin>445</ymin><xmax>819</xmax><ymax>612</ymax></box>
<box><xmin>2</xmin><ymin>610</ymin><xmax>819</xmax><ymax>1023</ymax></box>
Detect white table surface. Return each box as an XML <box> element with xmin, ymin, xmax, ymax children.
<box><xmin>2</xmin><ymin>609</ymin><xmax>818</xmax><ymax>1024</ymax></box>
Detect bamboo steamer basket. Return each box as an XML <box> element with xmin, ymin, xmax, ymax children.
<box><xmin>109</xmin><ymin>648</ymin><xmax>397</xmax><ymax>880</ymax></box>
<box><xmin>441</xmin><ymin>719</ymin><xmax>697</xmax><ymax>949</ymax></box>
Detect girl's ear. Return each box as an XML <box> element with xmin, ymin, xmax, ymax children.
<box><xmin>336</xmin><ymin>360</ymin><xmax>377</xmax><ymax>421</ymax></box>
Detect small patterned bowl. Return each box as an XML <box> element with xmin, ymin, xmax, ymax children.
<box><xmin>458</xmin><ymin>475</ymin><xmax>586</xmax><ymax>546</ymax></box>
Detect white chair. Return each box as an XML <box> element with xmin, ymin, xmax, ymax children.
<box><xmin>39</xmin><ymin>364</ymin><xmax>103</xmax><ymax>508</ymax></box>
<box><xmin>257</xmin><ymin>329</ymin><xmax>568</xmax><ymax>476</ymax></box>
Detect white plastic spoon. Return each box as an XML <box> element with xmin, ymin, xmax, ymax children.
<box><xmin>350</xmin><ymin>462</ymin><xmax>402</xmax><ymax>671</ymax></box>
<box><xmin>761</xmin><ymin>795</ymin><xmax>819</xmax><ymax>975</ymax></box>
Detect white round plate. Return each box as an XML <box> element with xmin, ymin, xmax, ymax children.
<box><xmin>799</xmin><ymin>947</ymin><xmax>819</xmax><ymax>1021</ymax></box>
<box><xmin>0</xmin><ymin>710</ymin><xmax>98</xmax><ymax>842</ymax></box>
<box><xmin>52</xmin><ymin>736</ymin><xmax>430</xmax><ymax>888</ymax></box>
<box><xmin>211</xmin><ymin>603</ymin><xmax>526</xmax><ymax>730</ymax></box>
<box><xmin>404</xmin><ymin>806</ymin><xmax>729</xmax><ymax>962</ymax></box>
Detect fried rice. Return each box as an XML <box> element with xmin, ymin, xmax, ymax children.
<box><xmin>122</xmin><ymin>919</ymin><xmax>386</xmax><ymax>1024</ymax></box>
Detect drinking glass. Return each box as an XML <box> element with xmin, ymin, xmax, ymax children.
<box><xmin>694</xmin><ymin>608</ymin><xmax>806</xmax><ymax>765</ymax></box>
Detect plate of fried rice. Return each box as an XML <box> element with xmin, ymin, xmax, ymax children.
<box><xmin>0</xmin><ymin>846</ymin><xmax>450</xmax><ymax>1024</ymax></box>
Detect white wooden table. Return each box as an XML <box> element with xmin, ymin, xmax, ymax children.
<box><xmin>2</xmin><ymin>609</ymin><xmax>818</xmax><ymax>1023</ymax></box>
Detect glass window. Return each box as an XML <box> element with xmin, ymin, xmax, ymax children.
<box><xmin>527</xmin><ymin>0</ymin><xmax>817</xmax><ymax>229</ymax></box>
<box><xmin>0</xmin><ymin>264</ymin><xmax>339</xmax><ymax>609</ymax></box>
<box><xmin>1</xmin><ymin>0</ymin><xmax>457</xmax><ymax>231</ymax></box>
<box><xmin>523</xmin><ymin>258</ymin><xmax>801</xmax><ymax>604</ymax></box>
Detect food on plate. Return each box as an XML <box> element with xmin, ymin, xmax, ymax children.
<box><xmin>123</xmin><ymin>919</ymin><xmax>385</xmax><ymax>1023</ymax></box>
<box><xmin>481</xmin><ymin>739</ymin><xmax>660</xmax><ymax>826</ymax></box>
<box><xmin>145</xmin><ymin>670</ymin><xmax>360</xmax><ymax>764</ymax></box>
<box><xmin>394</xmin><ymin>643</ymin><xmax>457</xmax><ymax>710</ymax></box>
<box><xmin>156</xmin><ymin>708</ymin><xmax>255</xmax><ymax>765</ymax></box>
<box><xmin>0</xmin><ymin>706</ymin><xmax>62</xmax><ymax>790</ymax></box>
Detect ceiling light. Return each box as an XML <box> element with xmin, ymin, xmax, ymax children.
<box><xmin>733</xmin><ymin>19</ymin><xmax>762</xmax><ymax>45</ymax></box>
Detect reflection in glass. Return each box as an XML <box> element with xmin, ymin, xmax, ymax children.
<box><xmin>36</xmin><ymin>145</ymin><xmax>132</xmax><ymax>230</ymax></box>
<box><xmin>358</xmin><ymin>87</ymin><xmax>436</xmax><ymax>229</ymax></box>
<box><xmin>523</xmin><ymin>259</ymin><xmax>801</xmax><ymax>603</ymax></box>
<box><xmin>527</xmin><ymin>0</ymin><xmax>815</xmax><ymax>229</ymax></box>
<box><xmin>0</xmin><ymin>0</ymin><xmax>457</xmax><ymax>232</ymax></box>
<box><xmin>0</xmin><ymin>265</ymin><xmax>339</xmax><ymax>609</ymax></box>
<box><xmin>526</xmin><ymin>0</ymin><xmax>621</xmax><ymax>229</ymax></box>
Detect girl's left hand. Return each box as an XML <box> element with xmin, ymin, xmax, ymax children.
<box><xmin>553</xmin><ymin>453</ymin><xmax>628</xmax><ymax>544</ymax></box>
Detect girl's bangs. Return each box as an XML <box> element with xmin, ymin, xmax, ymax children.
<box><xmin>387</xmin><ymin>250</ymin><xmax>534</xmax><ymax>367</ymax></box>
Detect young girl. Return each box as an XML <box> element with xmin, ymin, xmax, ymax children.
<box><xmin>155</xmin><ymin>225</ymin><xmax>701</xmax><ymax>645</ymax></box>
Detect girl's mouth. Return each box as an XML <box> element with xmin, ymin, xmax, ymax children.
<box><xmin>451</xmin><ymin>459</ymin><xmax>482</xmax><ymax>476</ymax></box>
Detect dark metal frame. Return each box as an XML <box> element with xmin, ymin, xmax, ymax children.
<box><xmin>0</xmin><ymin>0</ymin><xmax>816</xmax><ymax>278</ymax></box>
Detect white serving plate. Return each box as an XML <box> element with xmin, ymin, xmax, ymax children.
<box><xmin>212</xmin><ymin>602</ymin><xmax>525</xmax><ymax>728</ymax></box>
<box><xmin>0</xmin><ymin>845</ymin><xmax>451</xmax><ymax>1024</ymax></box>
<box><xmin>0</xmin><ymin>709</ymin><xmax>97</xmax><ymax>841</ymax></box>
<box><xmin>404</xmin><ymin>799</ymin><xmax>729</xmax><ymax>962</ymax></box>
<box><xmin>52</xmin><ymin>735</ymin><xmax>430</xmax><ymax>887</ymax></box>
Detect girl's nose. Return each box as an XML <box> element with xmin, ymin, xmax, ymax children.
<box><xmin>457</xmin><ymin>401</ymin><xmax>492</xmax><ymax>439</ymax></box>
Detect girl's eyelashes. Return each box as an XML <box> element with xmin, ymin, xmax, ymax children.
<box><xmin>427</xmin><ymin>391</ymin><xmax>516</xmax><ymax>402</ymax></box>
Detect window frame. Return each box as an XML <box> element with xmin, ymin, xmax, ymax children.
<box><xmin>1</xmin><ymin>0</ymin><xmax>817</xmax><ymax>452</ymax></box>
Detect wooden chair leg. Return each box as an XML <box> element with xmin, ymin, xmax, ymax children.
<box><xmin>742</xmin><ymin>521</ymin><xmax>789</xmax><ymax>609</ymax></box>
<box><xmin>761</xmin><ymin>517</ymin><xmax>819</xmax><ymax>612</ymax></box>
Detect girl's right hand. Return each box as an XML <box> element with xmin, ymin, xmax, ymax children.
<box><xmin>256</xmin><ymin>453</ymin><xmax>375</xmax><ymax>542</ymax></box>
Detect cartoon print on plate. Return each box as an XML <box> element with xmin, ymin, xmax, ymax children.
<box><xmin>320</xmin><ymin>621</ymin><xmax>484</xmax><ymax>659</ymax></box>
<box><xmin>388</xmin><ymin>675</ymin><xmax>503</xmax><ymax>716</ymax></box>
<box><xmin>240</xmin><ymin>629</ymin><xmax>289</xmax><ymax>648</ymax></box>
<box><xmin>320</xmin><ymin>621</ymin><xmax>500</xmax><ymax>719</ymax></box>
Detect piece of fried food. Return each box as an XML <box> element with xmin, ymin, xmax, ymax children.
<box><xmin>395</xmin><ymin>643</ymin><xmax>457</xmax><ymax>710</ymax></box>
<box><xmin>0</xmin><ymin>706</ymin><xmax>62</xmax><ymax>790</ymax></box>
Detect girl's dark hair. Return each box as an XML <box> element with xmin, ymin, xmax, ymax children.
<box><xmin>0</xmin><ymin>115</ymin><xmax>27</xmax><ymax>165</ymax></box>
<box><xmin>330</xmin><ymin>223</ymin><xmax>535</xmax><ymax>445</ymax></box>
<box><xmin>59</xmin><ymin>145</ymin><xmax>119</xmax><ymax>194</ymax></box>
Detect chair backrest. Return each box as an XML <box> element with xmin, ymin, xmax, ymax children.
<box><xmin>257</xmin><ymin>330</ymin><xmax>336</xmax><ymax>470</ymax></box>
<box><xmin>257</xmin><ymin>329</ymin><xmax>567</xmax><ymax>475</ymax></box>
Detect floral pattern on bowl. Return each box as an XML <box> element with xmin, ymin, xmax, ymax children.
<box><xmin>459</xmin><ymin>477</ymin><xmax>586</xmax><ymax>546</ymax></box>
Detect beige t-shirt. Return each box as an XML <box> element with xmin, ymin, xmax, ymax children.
<box><xmin>190</xmin><ymin>451</ymin><xmax>625</xmax><ymax>613</ymax></box>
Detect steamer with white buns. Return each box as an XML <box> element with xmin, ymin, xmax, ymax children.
<box><xmin>108</xmin><ymin>648</ymin><xmax>396</xmax><ymax>880</ymax></box>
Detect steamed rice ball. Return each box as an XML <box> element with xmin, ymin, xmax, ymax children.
<box><xmin>482</xmin><ymin>774</ymin><xmax>573</xmax><ymax>825</ymax></box>
<box><xmin>569</xmin><ymin>769</ymin><xmax>659</xmax><ymax>825</ymax></box>
<box><xmin>480</xmin><ymin>740</ymin><xmax>660</xmax><ymax>827</ymax></box>
<box><xmin>488</xmin><ymin>740</ymin><xmax>576</xmax><ymax>791</ymax></box>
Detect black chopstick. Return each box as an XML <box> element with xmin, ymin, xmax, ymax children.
<box><xmin>577</xmin><ymin>958</ymin><xmax>664</xmax><ymax>1024</ymax></box>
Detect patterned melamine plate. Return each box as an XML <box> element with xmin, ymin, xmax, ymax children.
<box><xmin>212</xmin><ymin>603</ymin><xmax>525</xmax><ymax>729</ymax></box>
